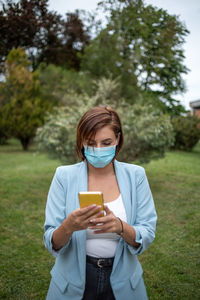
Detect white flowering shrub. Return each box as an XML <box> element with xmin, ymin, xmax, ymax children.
<box><xmin>117</xmin><ymin>103</ymin><xmax>175</xmax><ymax>162</ymax></box>
<box><xmin>36</xmin><ymin>78</ymin><xmax>174</xmax><ymax>163</ymax></box>
<box><xmin>36</xmin><ymin>91</ymin><xmax>96</xmax><ymax>163</ymax></box>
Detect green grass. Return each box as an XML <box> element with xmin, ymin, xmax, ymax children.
<box><xmin>0</xmin><ymin>139</ymin><xmax>200</xmax><ymax>299</ymax></box>
<box><xmin>141</xmin><ymin>143</ymin><xmax>200</xmax><ymax>299</ymax></box>
<box><xmin>0</xmin><ymin>140</ymin><xmax>59</xmax><ymax>300</ymax></box>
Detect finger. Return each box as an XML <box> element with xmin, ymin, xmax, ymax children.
<box><xmin>103</xmin><ymin>205</ymin><xmax>112</xmax><ymax>215</ymax></box>
<box><xmin>93</xmin><ymin>229</ymin><xmax>107</xmax><ymax>234</ymax></box>
<box><xmin>89</xmin><ymin>210</ymin><xmax>104</xmax><ymax>223</ymax></box>
<box><xmin>76</xmin><ymin>205</ymin><xmax>100</xmax><ymax>217</ymax></box>
<box><xmin>103</xmin><ymin>204</ymin><xmax>110</xmax><ymax>211</ymax></box>
<box><xmin>92</xmin><ymin>223</ymin><xmax>111</xmax><ymax>233</ymax></box>
<box><xmin>84</xmin><ymin>206</ymin><xmax>103</xmax><ymax>220</ymax></box>
<box><xmin>89</xmin><ymin>218</ymin><xmax>113</xmax><ymax>231</ymax></box>
<box><xmin>90</xmin><ymin>213</ymin><xmax>113</xmax><ymax>225</ymax></box>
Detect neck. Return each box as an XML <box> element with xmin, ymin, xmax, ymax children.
<box><xmin>87</xmin><ymin>161</ymin><xmax>115</xmax><ymax>177</ymax></box>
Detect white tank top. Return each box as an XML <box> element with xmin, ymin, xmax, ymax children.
<box><xmin>86</xmin><ymin>194</ymin><xmax>127</xmax><ymax>258</ymax></box>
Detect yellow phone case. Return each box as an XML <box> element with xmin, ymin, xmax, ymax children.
<box><xmin>78</xmin><ymin>192</ymin><xmax>104</xmax><ymax>217</ymax></box>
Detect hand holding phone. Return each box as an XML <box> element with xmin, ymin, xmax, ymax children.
<box><xmin>56</xmin><ymin>195</ymin><xmax>104</xmax><ymax>241</ymax></box>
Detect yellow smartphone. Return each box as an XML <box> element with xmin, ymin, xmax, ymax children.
<box><xmin>78</xmin><ymin>191</ymin><xmax>104</xmax><ymax>217</ymax></box>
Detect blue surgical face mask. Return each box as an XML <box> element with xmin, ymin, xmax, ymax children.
<box><xmin>84</xmin><ymin>145</ymin><xmax>116</xmax><ymax>168</ymax></box>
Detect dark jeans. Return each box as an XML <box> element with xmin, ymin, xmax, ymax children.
<box><xmin>82</xmin><ymin>257</ymin><xmax>115</xmax><ymax>300</ymax></box>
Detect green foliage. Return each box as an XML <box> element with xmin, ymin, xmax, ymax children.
<box><xmin>36</xmin><ymin>92</ymin><xmax>96</xmax><ymax>163</ymax></box>
<box><xmin>141</xmin><ymin>90</ymin><xmax>187</xmax><ymax>117</ymax></box>
<box><xmin>117</xmin><ymin>104</ymin><xmax>175</xmax><ymax>162</ymax></box>
<box><xmin>171</xmin><ymin>115</ymin><xmax>200</xmax><ymax>150</ymax></box>
<box><xmin>36</xmin><ymin>78</ymin><xmax>174</xmax><ymax>163</ymax></box>
<box><xmin>0</xmin><ymin>48</ymin><xmax>52</xmax><ymax>150</ymax></box>
<box><xmin>38</xmin><ymin>63</ymin><xmax>94</xmax><ymax>105</ymax></box>
<box><xmin>81</xmin><ymin>0</ymin><xmax>189</xmax><ymax>113</ymax></box>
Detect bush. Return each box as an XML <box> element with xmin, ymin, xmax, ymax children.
<box><xmin>171</xmin><ymin>115</ymin><xmax>200</xmax><ymax>150</ymax></box>
<box><xmin>36</xmin><ymin>78</ymin><xmax>175</xmax><ymax>164</ymax></box>
<box><xmin>35</xmin><ymin>92</ymin><xmax>95</xmax><ymax>163</ymax></box>
<box><xmin>117</xmin><ymin>103</ymin><xmax>175</xmax><ymax>162</ymax></box>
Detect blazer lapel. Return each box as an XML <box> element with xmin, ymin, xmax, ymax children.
<box><xmin>75</xmin><ymin>161</ymin><xmax>88</xmax><ymax>279</ymax></box>
<box><xmin>77</xmin><ymin>160</ymin><xmax>88</xmax><ymax>196</ymax></box>
<box><xmin>114</xmin><ymin>160</ymin><xmax>132</xmax><ymax>223</ymax></box>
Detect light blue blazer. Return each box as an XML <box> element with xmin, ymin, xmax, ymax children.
<box><xmin>44</xmin><ymin>160</ymin><xmax>157</xmax><ymax>300</ymax></box>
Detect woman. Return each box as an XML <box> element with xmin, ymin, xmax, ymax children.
<box><xmin>44</xmin><ymin>106</ymin><xmax>157</xmax><ymax>300</ymax></box>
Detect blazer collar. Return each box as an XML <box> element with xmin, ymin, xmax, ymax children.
<box><xmin>75</xmin><ymin>160</ymin><xmax>88</xmax><ymax>277</ymax></box>
<box><xmin>77</xmin><ymin>160</ymin><xmax>88</xmax><ymax>194</ymax></box>
<box><xmin>114</xmin><ymin>160</ymin><xmax>132</xmax><ymax>223</ymax></box>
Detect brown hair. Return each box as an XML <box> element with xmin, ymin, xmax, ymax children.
<box><xmin>76</xmin><ymin>106</ymin><xmax>124</xmax><ymax>160</ymax></box>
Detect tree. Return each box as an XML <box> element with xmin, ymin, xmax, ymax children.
<box><xmin>37</xmin><ymin>11</ymin><xmax>90</xmax><ymax>70</ymax></box>
<box><xmin>0</xmin><ymin>100</ymin><xmax>10</xmax><ymax>144</ymax></box>
<box><xmin>0</xmin><ymin>48</ymin><xmax>52</xmax><ymax>150</ymax></box>
<box><xmin>38</xmin><ymin>63</ymin><xmax>93</xmax><ymax>105</ymax></box>
<box><xmin>81</xmin><ymin>0</ymin><xmax>189</xmax><ymax>114</ymax></box>
<box><xmin>0</xmin><ymin>0</ymin><xmax>90</xmax><ymax>71</ymax></box>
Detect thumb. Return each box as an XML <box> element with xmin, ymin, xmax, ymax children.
<box><xmin>103</xmin><ymin>204</ymin><xmax>112</xmax><ymax>215</ymax></box>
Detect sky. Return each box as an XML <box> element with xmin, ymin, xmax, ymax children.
<box><xmin>48</xmin><ymin>0</ymin><xmax>200</xmax><ymax>110</ymax></box>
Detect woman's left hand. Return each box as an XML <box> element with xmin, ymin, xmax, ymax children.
<box><xmin>88</xmin><ymin>205</ymin><xmax>122</xmax><ymax>234</ymax></box>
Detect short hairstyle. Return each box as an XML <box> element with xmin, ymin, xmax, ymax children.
<box><xmin>76</xmin><ymin>106</ymin><xmax>124</xmax><ymax>160</ymax></box>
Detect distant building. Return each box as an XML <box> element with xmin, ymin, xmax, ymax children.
<box><xmin>190</xmin><ymin>99</ymin><xmax>200</xmax><ymax>118</ymax></box>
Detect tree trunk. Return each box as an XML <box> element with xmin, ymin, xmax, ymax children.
<box><xmin>20</xmin><ymin>137</ymin><xmax>30</xmax><ymax>151</ymax></box>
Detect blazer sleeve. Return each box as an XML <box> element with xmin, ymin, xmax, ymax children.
<box><xmin>129</xmin><ymin>167</ymin><xmax>157</xmax><ymax>255</ymax></box>
<box><xmin>43</xmin><ymin>167</ymin><xmax>71</xmax><ymax>258</ymax></box>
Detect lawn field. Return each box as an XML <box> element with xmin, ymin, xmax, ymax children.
<box><xmin>0</xmin><ymin>140</ymin><xmax>200</xmax><ymax>299</ymax></box>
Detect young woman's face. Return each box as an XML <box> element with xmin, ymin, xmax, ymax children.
<box><xmin>84</xmin><ymin>126</ymin><xmax>119</xmax><ymax>148</ymax></box>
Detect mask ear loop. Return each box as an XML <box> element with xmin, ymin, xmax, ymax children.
<box><xmin>114</xmin><ymin>132</ymin><xmax>121</xmax><ymax>159</ymax></box>
<box><xmin>116</xmin><ymin>132</ymin><xmax>121</xmax><ymax>146</ymax></box>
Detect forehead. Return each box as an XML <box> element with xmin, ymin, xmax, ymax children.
<box><xmin>90</xmin><ymin>126</ymin><xmax>115</xmax><ymax>141</ymax></box>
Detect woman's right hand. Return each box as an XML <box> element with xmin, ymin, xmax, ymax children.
<box><xmin>62</xmin><ymin>205</ymin><xmax>103</xmax><ymax>233</ymax></box>
<box><xmin>52</xmin><ymin>205</ymin><xmax>102</xmax><ymax>251</ymax></box>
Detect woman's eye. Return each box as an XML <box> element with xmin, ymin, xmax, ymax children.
<box><xmin>103</xmin><ymin>143</ymin><xmax>111</xmax><ymax>146</ymax></box>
